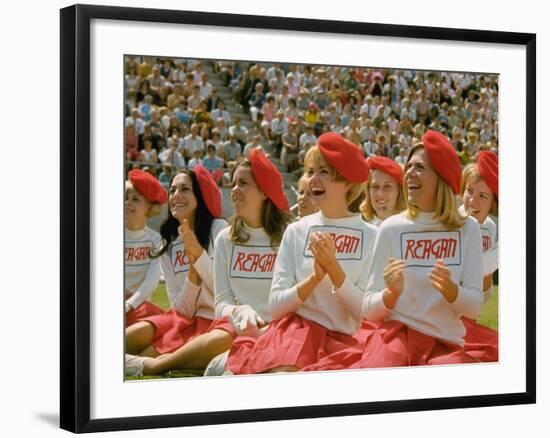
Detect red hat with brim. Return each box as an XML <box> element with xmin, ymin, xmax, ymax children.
<box><xmin>249</xmin><ymin>149</ymin><xmax>289</xmax><ymax>211</ymax></box>
<box><xmin>317</xmin><ymin>131</ymin><xmax>370</xmax><ymax>183</ymax></box>
<box><xmin>422</xmin><ymin>130</ymin><xmax>461</xmax><ymax>194</ymax></box>
<box><xmin>367</xmin><ymin>156</ymin><xmax>403</xmax><ymax>185</ymax></box>
<box><xmin>477</xmin><ymin>151</ymin><xmax>498</xmax><ymax>199</ymax></box>
<box><xmin>194</xmin><ymin>165</ymin><xmax>222</xmax><ymax>217</ymax></box>
<box><xmin>128</xmin><ymin>169</ymin><xmax>168</xmax><ymax>204</ymax></box>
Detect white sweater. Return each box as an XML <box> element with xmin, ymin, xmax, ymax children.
<box><xmin>125</xmin><ymin>227</ymin><xmax>162</xmax><ymax>309</ymax></box>
<box><xmin>268</xmin><ymin>212</ymin><xmax>378</xmax><ymax>335</ymax></box>
<box><xmin>161</xmin><ymin>218</ymin><xmax>227</xmax><ymax>319</ymax></box>
<box><xmin>214</xmin><ymin>224</ymin><xmax>279</xmax><ymax>323</ymax></box>
<box><xmin>362</xmin><ymin>211</ymin><xmax>483</xmax><ymax>345</ymax></box>
<box><xmin>458</xmin><ymin>205</ymin><xmax>498</xmax><ymax>276</ymax></box>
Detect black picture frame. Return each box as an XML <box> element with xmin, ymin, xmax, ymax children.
<box><xmin>60</xmin><ymin>4</ymin><xmax>536</xmax><ymax>433</ymax></box>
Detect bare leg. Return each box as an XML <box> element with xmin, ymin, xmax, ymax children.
<box><xmin>125</xmin><ymin>321</ymin><xmax>156</xmax><ymax>354</ymax></box>
<box><xmin>138</xmin><ymin>345</ymin><xmax>160</xmax><ymax>358</ymax></box>
<box><xmin>141</xmin><ymin>329</ymin><xmax>234</xmax><ymax>375</ymax></box>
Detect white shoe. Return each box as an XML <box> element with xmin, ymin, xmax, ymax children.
<box><xmin>204</xmin><ymin>350</ymin><xmax>229</xmax><ymax>376</ymax></box>
<box><xmin>125</xmin><ymin>354</ymin><xmax>146</xmax><ymax>377</ymax></box>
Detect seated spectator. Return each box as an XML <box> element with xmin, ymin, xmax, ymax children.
<box><xmin>125</xmin><ymin>124</ymin><xmax>140</xmax><ymax>161</ymax></box>
<box><xmin>278</xmin><ymin>84</ymin><xmax>291</xmax><ymax>109</ymax></box>
<box><xmin>243</xmin><ymin>134</ymin><xmax>266</xmax><ymax>159</ymax></box>
<box><xmin>260</xmin><ymin>95</ymin><xmax>277</xmax><ymax>140</ymax></box>
<box><xmin>126</xmin><ymin>108</ymin><xmax>145</xmax><ymax>136</ymax></box>
<box><xmin>207</xmin><ymin>130</ymin><xmax>225</xmax><ymax>157</ymax></box>
<box><xmin>363</xmin><ymin>133</ymin><xmax>377</xmax><ymax>157</ymax></box>
<box><xmin>206</xmin><ymin>87</ymin><xmax>221</xmax><ymax>112</ymax></box>
<box><xmin>138</xmin><ymin>95</ymin><xmax>155</xmax><ymax>122</ymax></box>
<box><xmin>394</xmin><ymin>146</ymin><xmax>408</xmax><ymax>166</ymax></box>
<box><xmin>171</xmin><ymin>61</ymin><xmax>186</xmax><ymax>85</ymax></box>
<box><xmin>139</xmin><ymin>139</ymin><xmax>158</xmax><ymax>164</ymax></box>
<box><xmin>192</xmin><ymin>100</ymin><xmax>212</xmax><ymax>137</ymax></box>
<box><xmin>187</xmin><ymin>84</ymin><xmax>202</xmax><ymax>111</ymax></box>
<box><xmin>297</xmin><ymin>87</ymin><xmax>310</xmax><ymax>112</ymax></box>
<box><xmin>181</xmin><ymin>123</ymin><xmax>204</xmax><ymax>160</ymax></box>
<box><xmin>270</xmin><ymin>109</ymin><xmax>289</xmax><ymax>158</ymax></box>
<box><xmin>210</xmin><ymin>100</ymin><xmax>232</xmax><ymax>125</ymax></box>
<box><xmin>159</xmin><ymin>141</ymin><xmax>186</xmax><ymax>169</ymax></box>
<box><xmin>299</xmin><ymin>124</ymin><xmax>317</xmax><ymax>148</ymax></box>
<box><xmin>202</xmin><ymin>144</ymin><xmax>225</xmax><ymax>174</ymax></box>
<box><xmin>158</xmin><ymin>164</ymin><xmax>173</xmax><ymax>189</ymax></box>
<box><xmin>187</xmin><ymin>149</ymin><xmax>204</xmax><ymax>170</ymax></box>
<box><xmin>281</xmin><ymin>122</ymin><xmax>299</xmax><ymax>172</ymax></box>
<box><xmin>304</xmin><ymin>102</ymin><xmax>321</xmax><ymax>126</ymax></box>
<box><xmin>313</xmin><ymin>88</ymin><xmax>329</xmax><ymax>110</ymax></box>
<box><xmin>228</xmin><ymin>116</ymin><xmax>249</xmax><ymax>147</ymax></box>
<box><xmin>199</xmin><ymin>72</ymin><xmax>213</xmax><ymax>99</ymax></box>
<box><xmin>286</xmin><ymin>72</ymin><xmax>299</xmax><ymax>97</ymax></box>
<box><xmin>285</xmin><ymin>98</ymin><xmax>299</xmax><ymax>121</ymax></box>
<box><xmin>249</xmin><ymin>82</ymin><xmax>266</xmax><ymax>123</ymax></box>
<box><xmin>223</xmin><ymin>133</ymin><xmax>243</xmax><ymax>163</ymax></box>
<box><xmin>359</xmin><ymin>116</ymin><xmax>375</xmax><ymax>143</ymax></box>
<box><xmin>360</xmin><ymin>94</ymin><xmax>377</xmax><ymax>119</ymax></box>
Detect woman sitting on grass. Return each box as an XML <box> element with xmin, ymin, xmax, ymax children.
<box><xmin>350</xmin><ymin>130</ymin><xmax>495</xmax><ymax>368</ymax></box>
<box><xmin>226</xmin><ymin>132</ymin><xmax>378</xmax><ymax>374</ymax></box>
<box><xmin>204</xmin><ymin>149</ymin><xmax>292</xmax><ymax>375</ymax></box>
<box><xmin>360</xmin><ymin>156</ymin><xmax>406</xmax><ymax>227</ymax></box>
<box><xmin>124</xmin><ymin>169</ymin><xmax>167</xmax><ymax>327</ymax></box>
<box><xmin>459</xmin><ymin>150</ymin><xmax>499</xmax><ymax>362</ymax></box>
<box><xmin>124</xmin><ymin>166</ymin><xmax>231</xmax><ymax>377</ymax></box>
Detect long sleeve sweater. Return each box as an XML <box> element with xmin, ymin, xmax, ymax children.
<box><xmin>268</xmin><ymin>212</ymin><xmax>378</xmax><ymax>335</ymax></box>
<box><xmin>214</xmin><ymin>224</ymin><xmax>278</xmax><ymax>323</ymax></box>
<box><xmin>125</xmin><ymin>227</ymin><xmax>162</xmax><ymax>309</ymax></box>
<box><xmin>160</xmin><ymin>218</ymin><xmax>227</xmax><ymax>319</ymax></box>
<box><xmin>362</xmin><ymin>211</ymin><xmax>484</xmax><ymax>345</ymax></box>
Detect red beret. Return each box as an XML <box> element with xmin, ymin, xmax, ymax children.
<box><xmin>367</xmin><ymin>156</ymin><xmax>403</xmax><ymax>185</ymax></box>
<box><xmin>477</xmin><ymin>151</ymin><xmax>498</xmax><ymax>199</ymax></box>
<box><xmin>422</xmin><ymin>130</ymin><xmax>462</xmax><ymax>194</ymax></box>
<box><xmin>194</xmin><ymin>165</ymin><xmax>222</xmax><ymax>217</ymax></box>
<box><xmin>317</xmin><ymin>132</ymin><xmax>370</xmax><ymax>183</ymax></box>
<box><xmin>249</xmin><ymin>149</ymin><xmax>289</xmax><ymax>211</ymax></box>
<box><xmin>128</xmin><ymin>169</ymin><xmax>168</xmax><ymax>204</ymax></box>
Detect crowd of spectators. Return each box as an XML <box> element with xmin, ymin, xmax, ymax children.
<box><xmin>124</xmin><ymin>56</ymin><xmax>499</xmax><ymax>189</ymax></box>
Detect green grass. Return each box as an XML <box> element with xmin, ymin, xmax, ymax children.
<box><xmin>477</xmin><ymin>286</ymin><xmax>498</xmax><ymax>331</ymax></box>
<box><xmin>151</xmin><ymin>282</ymin><xmax>170</xmax><ymax>311</ymax></box>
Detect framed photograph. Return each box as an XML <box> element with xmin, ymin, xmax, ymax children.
<box><xmin>60</xmin><ymin>4</ymin><xmax>536</xmax><ymax>433</ymax></box>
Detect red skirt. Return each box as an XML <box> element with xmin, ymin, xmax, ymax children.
<box><xmin>144</xmin><ymin>310</ymin><xmax>235</xmax><ymax>354</ymax></box>
<box><xmin>462</xmin><ymin>317</ymin><xmax>499</xmax><ymax>362</ymax></box>
<box><xmin>125</xmin><ymin>301</ymin><xmax>163</xmax><ymax>327</ymax></box>
<box><xmin>351</xmin><ymin>320</ymin><xmax>488</xmax><ymax>369</ymax></box>
<box><xmin>301</xmin><ymin>319</ymin><xmax>378</xmax><ymax>371</ymax></box>
<box><xmin>226</xmin><ymin>313</ymin><xmax>359</xmax><ymax>375</ymax></box>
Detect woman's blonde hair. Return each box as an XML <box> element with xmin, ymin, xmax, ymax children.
<box><xmin>229</xmin><ymin>160</ymin><xmax>291</xmax><ymax>248</ymax></box>
<box><xmin>125</xmin><ymin>180</ymin><xmax>163</xmax><ymax>218</ymax></box>
<box><xmin>404</xmin><ymin>144</ymin><xmax>467</xmax><ymax>230</ymax></box>
<box><xmin>461</xmin><ymin>162</ymin><xmax>499</xmax><ymax>216</ymax></box>
<box><xmin>360</xmin><ymin>172</ymin><xmax>406</xmax><ymax>221</ymax></box>
<box><xmin>304</xmin><ymin>146</ymin><xmax>363</xmax><ymax>207</ymax></box>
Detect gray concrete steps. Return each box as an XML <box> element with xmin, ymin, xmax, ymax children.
<box><xmin>203</xmin><ymin>60</ymin><xmax>299</xmax><ymax>190</ymax></box>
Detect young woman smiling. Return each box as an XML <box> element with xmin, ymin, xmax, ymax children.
<box><xmin>204</xmin><ymin>149</ymin><xmax>291</xmax><ymax>375</ymax></box>
<box><xmin>459</xmin><ymin>150</ymin><xmax>499</xmax><ymax>362</ymax></box>
<box><xmin>226</xmin><ymin>132</ymin><xmax>378</xmax><ymax>374</ymax></box>
<box><xmin>124</xmin><ymin>167</ymin><xmax>231</xmax><ymax>376</ymax></box>
<box><xmin>360</xmin><ymin>156</ymin><xmax>406</xmax><ymax>226</ymax></box>
<box><xmin>349</xmin><ymin>130</ymin><xmax>495</xmax><ymax>367</ymax></box>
